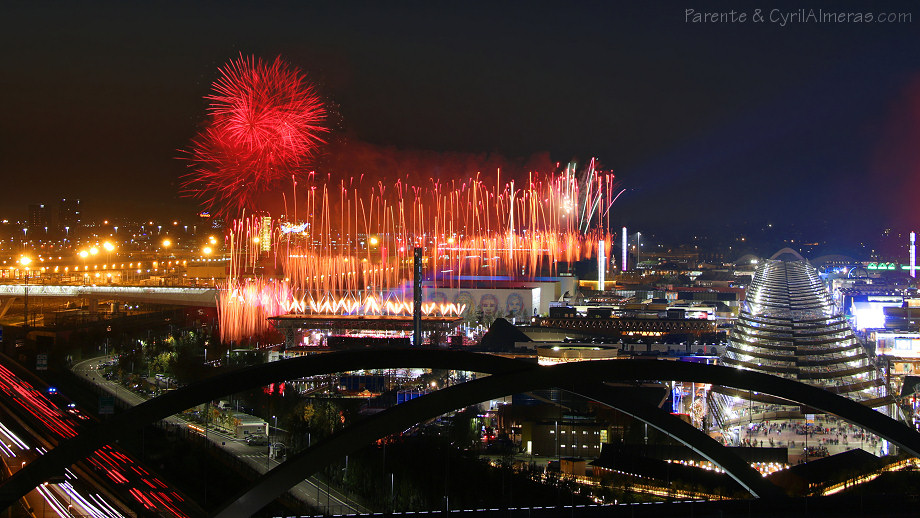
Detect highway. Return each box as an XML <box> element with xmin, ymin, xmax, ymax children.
<box><xmin>0</xmin><ymin>416</ymin><xmax>127</xmax><ymax>518</ymax></box>
<box><xmin>0</xmin><ymin>284</ymin><xmax>217</xmax><ymax>307</ymax></box>
<box><xmin>73</xmin><ymin>356</ymin><xmax>367</xmax><ymax>515</ymax></box>
<box><xmin>0</xmin><ymin>358</ymin><xmax>193</xmax><ymax>517</ymax></box>
<box><xmin>0</xmin><ymin>358</ymin><xmax>200</xmax><ymax>518</ymax></box>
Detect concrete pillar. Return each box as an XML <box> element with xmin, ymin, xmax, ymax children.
<box><xmin>0</xmin><ymin>297</ymin><xmax>16</xmax><ymax>319</ymax></box>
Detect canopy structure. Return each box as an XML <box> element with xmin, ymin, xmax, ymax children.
<box><xmin>724</xmin><ymin>259</ymin><xmax>885</xmax><ymax>407</ymax></box>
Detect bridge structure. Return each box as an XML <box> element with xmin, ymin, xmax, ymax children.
<box><xmin>3</xmin><ymin>350</ymin><xmax>920</xmax><ymax>517</ymax></box>
<box><xmin>0</xmin><ymin>285</ymin><xmax>217</xmax><ymax>318</ymax></box>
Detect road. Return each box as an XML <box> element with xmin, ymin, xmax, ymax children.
<box><xmin>0</xmin><ymin>446</ymin><xmax>126</xmax><ymax>518</ymax></box>
<box><xmin>73</xmin><ymin>356</ymin><xmax>367</xmax><ymax>515</ymax></box>
<box><xmin>0</xmin><ymin>357</ymin><xmax>191</xmax><ymax>517</ymax></box>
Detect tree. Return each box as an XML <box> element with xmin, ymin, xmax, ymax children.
<box><xmin>449</xmin><ymin>408</ymin><xmax>479</xmax><ymax>450</ymax></box>
<box><xmin>428</xmin><ymin>330</ymin><xmax>446</xmax><ymax>347</ymax></box>
<box><xmin>299</xmin><ymin>400</ymin><xmax>346</xmax><ymax>439</ymax></box>
<box><xmin>149</xmin><ymin>351</ymin><xmax>175</xmax><ymax>375</ymax></box>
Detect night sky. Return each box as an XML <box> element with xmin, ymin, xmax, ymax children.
<box><xmin>2</xmin><ymin>1</ymin><xmax>918</xmax><ymax>241</ymax></box>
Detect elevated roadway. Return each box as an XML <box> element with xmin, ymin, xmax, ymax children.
<box><xmin>0</xmin><ymin>284</ymin><xmax>217</xmax><ymax>307</ymax></box>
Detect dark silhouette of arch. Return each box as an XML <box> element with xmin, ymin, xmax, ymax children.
<box><xmin>769</xmin><ymin>248</ymin><xmax>806</xmax><ymax>261</ymax></box>
<box><xmin>0</xmin><ymin>350</ymin><xmax>529</xmax><ymax>509</ymax></box>
<box><xmin>215</xmin><ymin>378</ymin><xmax>783</xmax><ymax>517</ymax></box>
<box><xmin>2</xmin><ymin>350</ymin><xmax>919</xmax><ymax>511</ymax></box>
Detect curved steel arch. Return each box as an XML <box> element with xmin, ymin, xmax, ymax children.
<box><xmin>2</xmin><ymin>349</ymin><xmax>781</xmax><ymax>512</ymax></box>
<box><xmin>3</xmin><ymin>351</ymin><xmax>920</xmax><ymax>510</ymax></box>
<box><xmin>0</xmin><ymin>350</ymin><xmax>530</xmax><ymax>509</ymax></box>
<box><xmin>215</xmin><ymin>377</ymin><xmax>783</xmax><ymax>517</ymax></box>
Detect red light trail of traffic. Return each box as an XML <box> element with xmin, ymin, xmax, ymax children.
<box><xmin>0</xmin><ymin>364</ymin><xmax>77</xmax><ymax>439</ymax></box>
<box><xmin>0</xmin><ymin>364</ymin><xmax>189</xmax><ymax>517</ymax></box>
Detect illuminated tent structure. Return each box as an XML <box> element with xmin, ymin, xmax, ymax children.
<box><xmin>723</xmin><ymin>256</ymin><xmax>886</xmax><ymax>408</ymax></box>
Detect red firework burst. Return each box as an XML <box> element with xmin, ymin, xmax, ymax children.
<box><xmin>183</xmin><ymin>54</ymin><xmax>327</xmax><ymax>214</ymax></box>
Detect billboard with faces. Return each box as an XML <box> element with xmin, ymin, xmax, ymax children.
<box><xmin>423</xmin><ymin>287</ymin><xmax>533</xmax><ymax>321</ymax></box>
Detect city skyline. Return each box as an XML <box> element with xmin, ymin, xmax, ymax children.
<box><xmin>1</xmin><ymin>3</ymin><xmax>920</xmax><ymax>510</ymax></box>
<box><xmin>2</xmin><ymin>2</ymin><xmax>918</xmax><ymax>237</ymax></box>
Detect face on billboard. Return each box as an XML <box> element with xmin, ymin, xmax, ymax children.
<box><xmin>480</xmin><ymin>294</ymin><xmax>499</xmax><ymax>316</ymax></box>
<box><xmin>506</xmin><ymin>292</ymin><xmax>524</xmax><ymax>315</ymax></box>
<box><xmin>454</xmin><ymin>291</ymin><xmax>474</xmax><ymax>315</ymax></box>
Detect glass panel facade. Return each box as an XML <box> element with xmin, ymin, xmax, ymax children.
<box><xmin>725</xmin><ymin>259</ymin><xmax>883</xmax><ymax>402</ymax></box>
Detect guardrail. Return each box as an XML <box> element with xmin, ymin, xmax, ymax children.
<box><xmin>0</xmin><ymin>285</ymin><xmax>218</xmax><ymax>306</ymax></box>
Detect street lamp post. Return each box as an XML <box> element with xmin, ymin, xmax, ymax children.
<box><xmin>267</xmin><ymin>414</ymin><xmax>276</xmax><ymax>470</ymax></box>
<box><xmin>88</xmin><ymin>246</ymin><xmax>99</xmax><ymax>286</ymax></box>
<box><xmin>636</xmin><ymin>232</ymin><xmax>641</xmax><ymax>271</ymax></box>
<box><xmin>161</xmin><ymin>239</ymin><xmax>172</xmax><ymax>285</ymax></box>
<box><xmin>19</xmin><ymin>256</ymin><xmax>31</xmax><ymax>334</ymax></box>
<box><xmin>78</xmin><ymin>249</ymin><xmax>89</xmax><ymax>285</ymax></box>
<box><xmin>102</xmin><ymin>241</ymin><xmax>115</xmax><ymax>284</ymax></box>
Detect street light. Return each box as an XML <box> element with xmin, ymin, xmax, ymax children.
<box><xmin>636</xmin><ymin>232</ymin><xmax>641</xmax><ymax>271</ymax></box>
<box><xmin>102</xmin><ymin>242</ymin><xmax>116</xmax><ymax>280</ymax></box>
<box><xmin>160</xmin><ymin>239</ymin><xmax>173</xmax><ymax>282</ymax></box>
<box><xmin>272</xmin><ymin>415</ymin><xmax>278</xmax><ymax>459</ymax></box>
<box><xmin>19</xmin><ymin>256</ymin><xmax>31</xmax><ymax>330</ymax></box>
<box><xmin>78</xmin><ymin>250</ymin><xmax>89</xmax><ymax>284</ymax></box>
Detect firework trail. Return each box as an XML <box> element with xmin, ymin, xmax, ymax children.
<box><xmin>183</xmin><ymin>54</ymin><xmax>327</xmax><ymax>214</ymax></box>
<box><xmin>217</xmin><ymin>163</ymin><xmax>619</xmax><ymax>342</ymax></box>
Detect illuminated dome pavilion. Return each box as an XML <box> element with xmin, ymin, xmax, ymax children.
<box><xmin>723</xmin><ymin>251</ymin><xmax>885</xmax><ymax>408</ymax></box>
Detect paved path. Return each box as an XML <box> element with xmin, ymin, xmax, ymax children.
<box><xmin>72</xmin><ymin>356</ymin><xmax>368</xmax><ymax>515</ymax></box>
<box><xmin>721</xmin><ymin>413</ymin><xmax>886</xmax><ymax>463</ymax></box>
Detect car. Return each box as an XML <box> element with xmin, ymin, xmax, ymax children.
<box><xmin>246</xmin><ymin>435</ymin><xmax>269</xmax><ymax>446</ymax></box>
<box><xmin>67</xmin><ymin>408</ymin><xmax>90</xmax><ymax>420</ymax></box>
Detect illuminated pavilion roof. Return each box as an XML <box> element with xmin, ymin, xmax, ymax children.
<box><xmin>723</xmin><ymin>259</ymin><xmax>885</xmax><ymax>406</ymax></box>
<box><xmin>268</xmin><ymin>314</ymin><xmax>462</xmax><ymax>332</ymax></box>
<box><xmin>269</xmin><ymin>313</ymin><xmax>464</xmax><ymax>348</ymax></box>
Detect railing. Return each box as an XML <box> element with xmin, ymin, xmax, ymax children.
<box><xmin>0</xmin><ymin>284</ymin><xmax>215</xmax><ymax>296</ymax></box>
<box><xmin>0</xmin><ymin>284</ymin><xmax>217</xmax><ymax>305</ymax></box>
